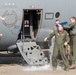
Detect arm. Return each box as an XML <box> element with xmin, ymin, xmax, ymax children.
<box><xmin>47</xmin><ymin>30</ymin><xmax>55</xmax><ymax>40</ymax></box>
<box><xmin>44</xmin><ymin>31</ymin><xmax>55</xmax><ymax>41</ymax></box>
<box><xmin>63</xmin><ymin>24</ymin><xmax>75</xmax><ymax>29</ymax></box>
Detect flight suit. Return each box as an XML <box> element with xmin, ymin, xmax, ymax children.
<box><xmin>63</xmin><ymin>22</ymin><xmax>76</xmax><ymax>64</ymax></box>
<box><xmin>47</xmin><ymin>30</ymin><xmax>70</xmax><ymax>68</ymax></box>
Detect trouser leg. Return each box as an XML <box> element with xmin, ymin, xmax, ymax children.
<box><xmin>52</xmin><ymin>45</ymin><xmax>58</xmax><ymax>68</ymax></box>
<box><xmin>72</xmin><ymin>36</ymin><xmax>76</xmax><ymax>64</ymax></box>
<box><xmin>59</xmin><ymin>46</ymin><xmax>69</xmax><ymax>68</ymax></box>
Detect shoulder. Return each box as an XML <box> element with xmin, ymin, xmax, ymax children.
<box><xmin>64</xmin><ymin>30</ymin><xmax>69</xmax><ymax>35</ymax></box>
<box><xmin>51</xmin><ymin>30</ymin><xmax>57</xmax><ymax>34</ymax></box>
<box><xmin>74</xmin><ymin>22</ymin><xmax>76</xmax><ymax>24</ymax></box>
<box><xmin>54</xmin><ymin>30</ymin><xmax>57</xmax><ymax>33</ymax></box>
<box><xmin>64</xmin><ymin>30</ymin><xmax>68</xmax><ymax>33</ymax></box>
<box><xmin>70</xmin><ymin>22</ymin><xmax>76</xmax><ymax>25</ymax></box>
<box><xmin>74</xmin><ymin>22</ymin><xmax>76</xmax><ymax>25</ymax></box>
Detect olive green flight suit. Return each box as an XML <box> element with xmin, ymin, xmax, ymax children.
<box><xmin>63</xmin><ymin>22</ymin><xmax>76</xmax><ymax>64</ymax></box>
<box><xmin>47</xmin><ymin>30</ymin><xmax>70</xmax><ymax>68</ymax></box>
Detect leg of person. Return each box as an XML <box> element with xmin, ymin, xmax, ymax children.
<box><xmin>52</xmin><ymin>44</ymin><xmax>59</xmax><ymax>70</ymax></box>
<box><xmin>68</xmin><ymin>35</ymin><xmax>76</xmax><ymax>69</ymax></box>
<box><xmin>69</xmin><ymin>36</ymin><xmax>73</xmax><ymax>66</ymax></box>
<box><xmin>69</xmin><ymin>53</ymin><xmax>72</xmax><ymax>65</ymax></box>
<box><xmin>59</xmin><ymin>45</ymin><xmax>69</xmax><ymax>71</ymax></box>
<box><xmin>72</xmin><ymin>35</ymin><xmax>76</xmax><ymax>64</ymax></box>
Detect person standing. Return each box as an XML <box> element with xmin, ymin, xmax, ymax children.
<box><xmin>44</xmin><ymin>26</ymin><xmax>70</xmax><ymax>71</ymax></box>
<box><xmin>63</xmin><ymin>17</ymin><xmax>76</xmax><ymax>67</ymax></box>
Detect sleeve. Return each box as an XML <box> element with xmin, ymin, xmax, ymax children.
<box><xmin>60</xmin><ymin>21</ymin><xmax>68</xmax><ymax>26</ymax></box>
<box><xmin>65</xmin><ymin>31</ymin><xmax>70</xmax><ymax>43</ymax></box>
<box><xmin>47</xmin><ymin>30</ymin><xmax>55</xmax><ymax>40</ymax></box>
<box><xmin>63</xmin><ymin>24</ymin><xmax>75</xmax><ymax>29</ymax></box>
